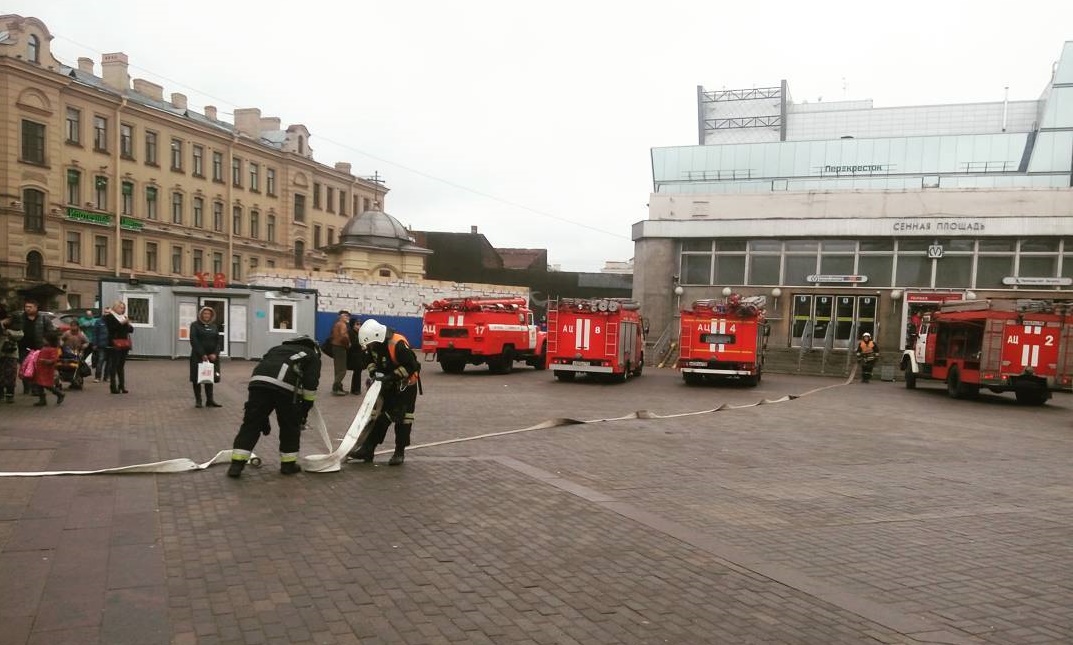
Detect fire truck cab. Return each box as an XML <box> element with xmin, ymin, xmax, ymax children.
<box><xmin>677</xmin><ymin>295</ymin><xmax>768</xmax><ymax>386</ymax></box>
<box><xmin>900</xmin><ymin>299</ymin><xmax>1072</xmax><ymax>405</ymax></box>
<box><xmin>547</xmin><ymin>298</ymin><xmax>646</xmax><ymax>382</ymax></box>
<box><xmin>421</xmin><ymin>297</ymin><xmax>547</xmax><ymax>374</ymax></box>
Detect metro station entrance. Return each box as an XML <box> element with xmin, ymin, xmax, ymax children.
<box><xmin>790</xmin><ymin>294</ymin><xmax>877</xmax><ymax>350</ymax></box>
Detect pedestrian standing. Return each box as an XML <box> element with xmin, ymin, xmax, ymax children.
<box><xmin>346</xmin><ymin>316</ymin><xmax>365</xmax><ymax>395</ymax></box>
<box><xmin>14</xmin><ymin>298</ymin><xmax>54</xmax><ymax>395</ymax></box>
<box><xmin>347</xmin><ymin>319</ymin><xmax>422</xmax><ymax>466</ymax></box>
<box><xmin>91</xmin><ymin>307</ymin><xmax>110</xmax><ymax>382</ymax></box>
<box><xmin>329</xmin><ymin>310</ymin><xmax>351</xmax><ymax>395</ymax></box>
<box><xmin>0</xmin><ymin>306</ymin><xmax>23</xmax><ymax>404</ymax></box>
<box><xmin>226</xmin><ymin>336</ymin><xmax>321</xmax><ymax>478</ymax></box>
<box><xmin>104</xmin><ymin>301</ymin><xmax>134</xmax><ymax>394</ymax></box>
<box><xmin>189</xmin><ymin>305</ymin><xmax>223</xmax><ymax>408</ymax></box>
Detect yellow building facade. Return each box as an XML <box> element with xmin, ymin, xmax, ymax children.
<box><xmin>0</xmin><ymin>15</ymin><xmax>393</xmax><ymax>308</ymax></box>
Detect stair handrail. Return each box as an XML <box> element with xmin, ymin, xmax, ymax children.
<box><xmin>649</xmin><ymin>320</ymin><xmax>677</xmax><ymax>366</ymax></box>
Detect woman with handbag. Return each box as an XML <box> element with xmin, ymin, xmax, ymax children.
<box><xmin>189</xmin><ymin>305</ymin><xmax>222</xmax><ymax>408</ymax></box>
<box><xmin>104</xmin><ymin>300</ymin><xmax>134</xmax><ymax>394</ymax></box>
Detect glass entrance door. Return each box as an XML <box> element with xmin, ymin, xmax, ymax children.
<box><xmin>791</xmin><ymin>295</ymin><xmax>813</xmax><ymax>348</ymax></box>
<box><xmin>200</xmin><ymin>297</ymin><xmax>229</xmax><ymax>356</ymax></box>
<box><xmin>790</xmin><ymin>294</ymin><xmax>879</xmax><ymax>349</ymax></box>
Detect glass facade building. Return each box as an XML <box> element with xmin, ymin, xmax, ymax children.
<box><xmin>633</xmin><ymin>41</ymin><xmax>1073</xmax><ymax>350</ymax></box>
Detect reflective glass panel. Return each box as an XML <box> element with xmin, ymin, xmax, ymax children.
<box><xmin>896</xmin><ymin>256</ymin><xmax>931</xmax><ymax>287</ymax></box>
<box><xmin>975</xmin><ymin>256</ymin><xmax>1013</xmax><ymax>288</ymax></box>
<box><xmin>978</xmin><ymin>238</ymin><xmax>1016</xmax><ymax>252</ymax></box>
<box><xmin>785</xmin><ymin>256</ymin><xmax>818</xmax><ymax>285</ymax></box>
<box><xmin>749</xmin><ymin>240</ymin><xmax>782</xmax><ymax>252</ymax></box>
<box><xmin>681</xmin><ymin>254</ymin><xmax>712</xmax><ymax>284</ymax></box>
<box><xmin>715</xmin><ymin>239</ymin><xmax>746</xmax><ymax>252</ymax></box>
<box><xmin>1018</xmin><ymin>256</ymin><xmax>1057</xmax><ymax>278</ymax></box>
<box><xmin>682</xmin><ymin>239</ymin><xmax>712</xmax><ymax>252</ymax></box>
<box><xmin>935</xmin><ymin>238</ymin><xmax>974</xmax><ymax>253</ymax></box>
<box><xmin>857</xmin><ymin>256</ymin><xmax>892</xmax><ymax>287</ymax></box>
<box><xmin>859</xmin><ymin>240</ymin><xmax>894</xmax><ymax>252</ymax></box>
<box><xmin>1020</xmin><ymin>238</ymin><xmax>1059</xmax><ymax>253</ymax></box>
<box><xmin>714</xmin><ymin>255</ymin><xmax>746</xmax><ymax>285</ymax></box>
<box><xmin>820</xmin><ymin>255</ymin><xmax>855</xmax><ymax>275</ymax></box>
<box><xmin>785</xmin><ymin>240</ymin><xmax>819</xmax><ymax>253</ymax></box>
<box><xmin>897</xmin><ymin>240</ymin><xmax>930</xmax><ymax>252</ymax></box>
<box><xmin>748</xmin><ymin>255</ymin><xmax>781</xmax><ymax>285</ymax></box>
<box><xmin>821</xmin><ymin>240</ymin><xmax>856</xmax><ymax>252</ymax></box>
<box><xmin>934</xmin><ymin>257</ymin><xmax>972</xmax><ymax>287</ymax></box>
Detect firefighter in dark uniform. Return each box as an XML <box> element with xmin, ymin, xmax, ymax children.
<box><xmin>227</xmin><ymin>335</ymin><xmax>321</xmax><ymax>477</ymax></box>
<box><xmin>856</xmin><ymin>332</ymin><xmax>879</xmax><ymax>383</ymax></box>
<box><xmin>348</xmin><ymin>319</ymin><xmax>421</xmax><ymax>466</ymax></box>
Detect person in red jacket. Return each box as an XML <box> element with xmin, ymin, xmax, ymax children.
<box><xmin>32</xmin><ymin>330</ymin><xmax>65</xmax><ymax>406</ymax></box>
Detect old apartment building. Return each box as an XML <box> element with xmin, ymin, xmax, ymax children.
<box><xmin>1</xmin><ymin>14</ymin><xmax>388</xmax><ymax>308</ymax></box>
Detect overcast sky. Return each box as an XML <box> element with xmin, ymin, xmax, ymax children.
<box><xmin>12</xmin><ymin>1</ymin><xmax>1073</xmax><ymax>271</ymax></box>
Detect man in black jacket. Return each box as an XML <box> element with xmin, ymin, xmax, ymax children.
<box><xmin>14</xmin><ymin>298</ymin><xmax>54</xmax><ymax>394</ymax></box>
<box><xmin>227</xmin><ymin>336</ymin><xmax>321</xmax><ymax>477</ymax></box>
<box><xmin>347</xmin><ymin>319</ymin><xmax>422</xmax><ymax>466</ymax></box>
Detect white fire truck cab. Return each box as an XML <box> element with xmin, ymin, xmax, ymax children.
<box><xmin>900</xmin><ymin>299</ymin><xmax>1073</xmax><ymax>405</ymax></box>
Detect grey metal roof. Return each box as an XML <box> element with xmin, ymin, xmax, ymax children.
<box><xmin>339</xmin><ymin>210</ymin><xmax>430</xmax><ymax>252</ymax></box>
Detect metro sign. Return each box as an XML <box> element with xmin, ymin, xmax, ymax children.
<box><xmin>806</xmin><ymin>274</ymin><xmax>868</xmax><ymax>284</ymax></box>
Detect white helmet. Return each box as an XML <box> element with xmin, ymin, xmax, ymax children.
<box><xmin>862</xmin><ymin>332</ymin><xmax>872</xmax><ymax>338</ymax></box>
<box><xmin>358</xmin><ymin>318</ymin><xmax>388</xmax><ymax>349</ymax></box>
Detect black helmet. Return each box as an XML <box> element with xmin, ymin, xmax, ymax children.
<box><xmin>284</xmin><ymin>335</ymin><xmax>318</xmax><ymax>351</ymax></box>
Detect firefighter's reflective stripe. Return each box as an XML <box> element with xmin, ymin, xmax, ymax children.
<box><xmin>299</xmin><ymin>389</ymin><xmax>316</xmax><ymax>402</ymax></box>
<box><xmin>404</xmin><ymin>412</ymin><xmax>415</xmax><ymax>423</ymax></box>
<box><xmin>231</xmin><ymin>449</ymin><xmax>252</xmax><ymax>462</ymax></box>
<box><xmin>575</xmin><ymin>318</ymin><xmax>591</xmax><ymax>350</ymax></box>
<box><xmin>386</xmin><ymin>333</ymin><xmax>420</xmax><ymax>386</ymax></box>
<box><xmin>280</xmin><ymin>452</ymin><xmax>299</xmax><ymax>463</ymax></box>
<box><xmin>250</xmin><ymin>374</ymin><xmax>296</xmax><ymax>391</ymax></box>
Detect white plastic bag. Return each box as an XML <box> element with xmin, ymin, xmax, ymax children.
<box><xmin>197</xmin><ymin>361</ymin><xmax>215</xmax><ymax>384</ymax></box>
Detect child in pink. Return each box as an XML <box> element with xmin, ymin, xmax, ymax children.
<box><xmin>33</xmin><ymin>330</ymin><xmax>64</xmax><ymax>406</ymax></box>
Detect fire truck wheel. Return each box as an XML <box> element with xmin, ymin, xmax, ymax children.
<box><xmin>554</xmin><ymin>370</ymin><xmax>576</xmax><ymax>382</ymax></box>
<box><xmin>533</xmin><ymin>342</ymin><xmax>548</xmax><ymax>370</ymax></box>
<box><xmin>631</xmin><ymin>360</ymin><xmax>644</xmax><ymax>377</ymax></box>
<box><xmin>440</xmin><ymin>360</ymin><xmax>466</xmax><ymax>374</ymax></box>
<box><xmin>946</xmin><ymin>367</ymin><xmax>979</xmax><ymax>399</ymax></box>
<box><xmin>904</xmin><ymin>368</ymin><xmax>916</xmax><ymax>389</ymax></box>
<box><xmin>683</xmin><ymin>372</ymin><xmax>702</xmax><ymax>386</ymax></box>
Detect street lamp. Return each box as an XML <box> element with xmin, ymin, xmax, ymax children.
<box><xmin>770</xmin><ymin>287</ymin><xmax>782</xmax><ymax>315</ymax></box>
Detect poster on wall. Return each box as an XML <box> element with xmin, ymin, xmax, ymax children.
<box><xmin>229</xmin><ymin>305</ymin><xmax>247</xmax><ymax>343</ymax></box>
<box><xmin>177</xmin><ymin>303</ymin><xmax>197</xmax><ymax>340</ymax></box>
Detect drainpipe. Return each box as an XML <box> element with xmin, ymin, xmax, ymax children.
<box><xmin>113</xmin><ymin>98</ymin><xmax>127</xmax><ymax>277</ymax></box>
<box><xmin>227</xmin><ymin>134</ymin><xmax>236</xmax><ymax>279</ymax></box>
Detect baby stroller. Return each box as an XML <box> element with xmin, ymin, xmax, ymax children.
<box><xmin>57</xmin><ymin>347</ymin><xmax>92</xmax><ymax>390</ymax></box>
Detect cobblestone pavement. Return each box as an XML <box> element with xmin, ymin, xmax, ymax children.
<box><xmin>1</xmin><ymin>358</ymin><xmax>1071</xmax><ymax>644</ymax></box>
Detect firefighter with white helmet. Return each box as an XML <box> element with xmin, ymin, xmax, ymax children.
<box><xmin>856</xmin><ymin>331</ymin><xmax>879</xmax><ymax>383</ymax></box>
<box><xmin>226</xmin><ymin>335</ymin><xmax>321</xmax><ymax>477</ymax></box>
<box><xmin>348</xmin><ymin>318</ymin><xmax>421</xmax><ymax>465</ymax></box>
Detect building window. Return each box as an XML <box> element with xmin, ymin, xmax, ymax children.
<box><xmin>23</xmin><ymin>188</ymin><xmax>45</xmax><ymax>233</ymax></box>
<box><xmin>266</xmin><ymin>168</ymin><xmax>276</xmax><ymax>196</ymax></box>
<box><xmin>120</xmin><ymin>124</ymin><xmax>134</xmax><ymax>158</ymax></box>
<box><xmin>895</xmin><ymin>239</ymin><xmax>931</xmax><ymax>288</ymax></box>
<box><xmin>294</xmin><ymin>240</ymin><xmax>305</xmax><ymax>269</ymax></box>
<box><xmin>232</xmin><ymin>157</ymin><xmax>242</xmax><ymax>187</ymax></box>
<box><xmin>313</xmin><ymin>225</ymin><xmax>322</xmax><ymax>248</ymax></box>
<box><xmin>121</xmin><ymin>181</ymin><xmax>134</xmax><ymax>216</ymax></box>
<box><xmin>249</xmin><ymin>163</ymin><xmax>259</xmax><ymax>192</ymax></box>
<box><xmin>363</xmin><ymin>197</ymin><xmax>371</xmax><ymax>212</ymax></box>
<box><xmin>326</xmin><ymin>186</ymin><xmax>334</xmax><ymax>213</ymax></box>
<box><xmin>21</xmin><ymin>120</ymin><xmax>46</xmax><ymax>164</ymax></box>
<box><xmin>213</xmin><ymin>202</ymin><xmax>224</xmax><ymax>232</ymax></box>
<box><xmin>67</xmin><ymin>169</ymin><xmax>81</xmax><ymax>205</ymax></box>
<box><xmin>121</xmin><ymin>239</ymin><xmax>134</xmax><ymax>269</ymax></box>
<box><xmin>267</xmin><ymin>214</ymin><xmax>276</xmax><ymax>242</ymax></box>
<box><xmin>93</xmin><ymin>116</ymin><xmax>108</xmax><ymax>152</ymax></box>
<box><xmin>145</xmin><ymin>242</ymin><xmax>158</xmax><ymax>272</ymax></box>
<box><xmin>339</xmin><ymin>191</ymin><xmax>347</xmax><ymax>216</ymax></box>
<box><xmin>679</xmin><ymin>240</ymin><xmax>713</xmax><ymax>285</ymax></box>
<box><xmin>353</xmin><ymin>194</ymin><xmax>359</xmax><ymax>215</ymax></box>
<box><xmin>313</xmin><ymin>182</ymin><xmax>322</xmax><ymax>209</ymax></box>
<box><xmin>193</xmin><ymin>197</ymin><xmax>204</xmax><ymax>228</ymax></box>
<box><xmin>28</xmin><ymin>34</ymin><xmax>40</xmax><ymax>63</ymax></box>
<box><xmin>27</xmin><ymin>251</ymin><xmax>44</xmax><ymax>280</ymax></box>
<box><xmin>172</xmin><ymin>245</ymin><xmax>183</xmax><ymax>274</ymax></box>
<box><xmin>327</xmin><ymin>227</ymin><xmax>334</xmax><ymax>246</ymax></box>
<box><xmin>124</xmin><ymin>296</ymin><xmax>153</xmax><ymax>326</ymax></box>
<box><xmin>95</xmin><ymin>176</ymin><xmax>108</xmax><ymax>210</ymax></box>
<box><xmin>67</xmin><ymin>231</ymin><xmax>82</xmax><ymax>264</ymax></box>
<box><xmin>270</xmin><ymin>302</ymin><xmax>294</xmax><ymax>332</ymax></box>
<box><xmin>232</xmin><ymin>206</ymin><xmax>242</xmax><ymax>237</ymax></box>
<box><xmin>267</xmin><ymin>259</ymin><xmax>276</xmax><ymax>269</ymax></box>
<box><xmin>212</xmin><ymin>252</ymin><xmax>223</xmax><ymax>274</ymax></box>
<box><xmin>250</xmin><ymin>210</ymin><xmax>259</xmax><ymax>239</ymax></box>
<box><xmin>95</xmin><ymin>235</ymin><xmax>108</xmax><ymax>267</ymax></box>
<box><xmin>145</xmin><ymin>130</ymin><xmax>158</xmax><ymax>165</ymax></box>
<box><xmin>65</xmin><ymin>108</ymin><xmax>81</xmax><ymax>145</ymax></box>
<box><xmin>232</xmin><ymin>255</ymin><xmax>241</xmax><ymax>281</ymax></box>
<box><xmin>212</xmin><ymin>151</ymin><xmax>223</xmax><ymax>181</ymax></box>
<box><xmin>249</xmin><ymin>257</ymin><xmax>259</xmax><ymax>272</ymax></box>
<box><xmin>68</xmin><ymin>294</ymin><xmax>82</xmax><ymax>309</ymax></box>
<box><xmin>171</xmin><ymin>192</ymin><xmax>184</xmax><ymax>224</ymax></box>
<box><xmin>193</xmin><ymin>249</ymin><xmax>203</xmax><ymax>273</ymax></box>
<box><xmin>170</xmin><ymin>139</ymin><xmax>183</xmax><ymax>171</ymax></box>
<box><xmin>293</xmin><ymin>194</ymin><xmax>306</xmax><ymax>222</ymax></box>
<box><xmin>192</xmin><ymin>145</ymin><xmax>204</xmax><ymax>177</ymax></box>
<box><xmin>146</xmin><ymin>186</ymin><xmax>158</xmax><ymax>219</ymax></box>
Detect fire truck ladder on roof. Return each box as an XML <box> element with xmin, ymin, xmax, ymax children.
<box><xmin>604</xmin><ymin>317</ymin><xmax>618</xmax><ymax>358</ymax></box>
<box><xmin>547</xmin><ymin>303</ymin><xmax>560</xmax><ymax>356</ymax></box>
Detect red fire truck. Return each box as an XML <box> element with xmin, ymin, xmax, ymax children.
<box><xmin>677</xmin><ymin>295</ymin><xmax>768</xmax><ymax>386</ymax></box>
<box><xmin>547</xmin><ymin>298</ymin><xmax>646</xmax><ymax>382</ymax></box>
<box><xmin>900</xmin><ymin>299</ymin><xmax>1072</xmax><ymax>405</ymax></box>
<box><xmin>421</xmin><ymin>297</ymin><xmax>547</xmax><ymax>373</ymax></box>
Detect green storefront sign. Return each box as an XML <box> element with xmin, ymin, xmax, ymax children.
<box><xmin>65</xmin><ymin>207</ymin><xmax>144</xmax><ymax>232</ymax></box>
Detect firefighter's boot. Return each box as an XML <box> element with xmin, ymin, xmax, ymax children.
<box><xmin>388</xmin><ymin>447</ymin><xmax>405</xmax><ymax>466</ymax></box>
<box><xmin>347</xmin><ymin>445</ymin><xmax>375</xmax><ymax>463</ymax></box>
<box><xmin>226</xmin><ymin>460</ymin><xmax>245</xmax><ymax>478</ymax></box>
<box><xmin>280</xmin><ymin>461</ymin><xmax>302</xmax><ymax>475</ymax></box>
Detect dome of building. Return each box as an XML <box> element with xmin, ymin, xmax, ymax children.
<box><xmin>339</xmin><ymin>209</ymin><xmax>416</xmax><ymax>249</ymax></box>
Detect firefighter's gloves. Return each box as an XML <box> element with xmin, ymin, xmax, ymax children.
<box><xmin>370</xmin><ymin>370</ymin><xmax>397</xmax><ymax>384</ymax></box>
